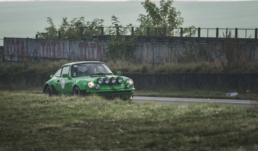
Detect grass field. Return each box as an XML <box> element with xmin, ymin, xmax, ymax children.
<box><xmin>6</xmin><ymin>87</ymin><xmax>258</xmax><ymax>100</ymax></box>
<box><xmin>0</xmin><ymin>91</ymin><xmax>258</xmax><ymax>150</ymax></box>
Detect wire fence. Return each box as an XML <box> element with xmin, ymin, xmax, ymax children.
<box><xmin>1</xmin><ymin>27</ymin><xmax>257</xmax><ymax>45</ymax></box>
<box><xmin>34</xmin><ymin>27</ymin><xmax>258</xmax><ymax>40</ymax></box>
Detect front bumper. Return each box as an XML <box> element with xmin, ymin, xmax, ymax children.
<box><xmin>86</xmin><ymin>89</ymin><xmax>134</xmax><ymax>99</ymax></box>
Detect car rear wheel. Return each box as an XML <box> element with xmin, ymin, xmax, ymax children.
<box><xmin>123</xmin><ymin>97</ymin><xmax>132</xmax><ymax>101</ymax></box>
<box><xmin>45</xmin><ymin>86</ymin><xmax>52</xmax><ymax>96</ymax></box>
<box><xmin>73</xmin><ymin>86</ymin><xmax>81</xmax><ymax>96</ymax></box>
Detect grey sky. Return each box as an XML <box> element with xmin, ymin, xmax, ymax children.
<box><xmin>0</xmin><ymin>0</ymin><xmax>255</xmax><ymax>2</ymax></box>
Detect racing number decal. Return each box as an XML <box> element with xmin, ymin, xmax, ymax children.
<box><xmin>61</xmin><ymin>79</ymin><xmax>65</xmax><ymax>89</ymax></box>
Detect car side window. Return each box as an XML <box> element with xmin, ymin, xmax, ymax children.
<box><xmin>62</xmin><ymin>66</ymin><xmax>70</xmax><ymax>75</ymax></box>
<box><xmin>55</xmin><ymin>69</ymin><xmax>61</xmax><ymax>77</ymax></box>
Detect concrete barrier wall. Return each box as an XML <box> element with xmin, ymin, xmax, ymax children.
<box><xmin>124</xmin><ymin>73</ymin><xmax>258</xmax><ymax>91</ymax></box>
<box><xmin>3</xmin><ymin>38</ymin><xmax>108</xmax><ymax>61</ymax></box>
<box><xmin>134</xmin><ymin>37</ymin><xmax>258</xmax><ymax>63</ymax></box>
<box><xmin>3</xmin><ymin>37</ymin><xmax>258</xmax><ymax>62</ymax></box>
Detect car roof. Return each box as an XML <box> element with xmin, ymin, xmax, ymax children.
<box><xmin>62</xmin><ymin>61</ymin><xmax>104</xmax><ymax>67</ymax></box>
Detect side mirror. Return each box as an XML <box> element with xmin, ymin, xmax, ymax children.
<box><xmin>115</xmin><ymin>71</ymin><xmax>122</xmax><ymax>76</ymax></box>
<box><xmin>50</xmin><ymin>74</ymin><xmax>54</xmax><ymax>78</ymax></box>
<box><xmin>62</xmin><ymin>73</ymin><xmax>69</xmax><ymax>78</ymax></box>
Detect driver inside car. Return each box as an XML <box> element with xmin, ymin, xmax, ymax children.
<box><xmin>86</xmin><ymin>66</ymin><xmax>98</xmax><ymax>75</ymax></box>
<box><xmin>72</xmin><ymin>66</ymin><xmax>78</xmax><ymax>77</ymax></box>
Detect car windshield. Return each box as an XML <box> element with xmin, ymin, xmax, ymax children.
<box><xmin>71</xmin><ymin>63</ymin><xmax>113</xmax><ymax>77</ymax></box>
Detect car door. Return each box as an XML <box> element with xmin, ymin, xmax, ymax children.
<box><xmin>61</xmin><ymin>66</ymin><xmax>73</xmax><ymax>94</ymax></box>
<box><xmin>53</xmin><ymin>68</ymin><xmax>63</xmax><ymax>93</ymax></box>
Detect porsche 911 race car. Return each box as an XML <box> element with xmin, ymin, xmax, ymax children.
<box><xmin>43</xmin><ymin>61</ymin><xmax>135</xmax><ymax>100</ymax></box>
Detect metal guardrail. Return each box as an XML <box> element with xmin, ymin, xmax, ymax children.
<box><xmin>1</xmin><ymin>28</ymin><xmax>257</xmax><ymax>45</ymax></box>
<box><xmin>36</xmin><ymin>27</ymin><xmax>258</xmax><ymax>40</ymax></box>
<box><xmin>119</xmin><ymin>27</ymin><xmax>258</xmax><ymax>39</ymax></box>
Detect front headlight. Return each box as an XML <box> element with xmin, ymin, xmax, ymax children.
<box><xmin>88</xmin><ymin>81</ymin><xmax>95</xmax><ymax>88</ymax></box>
<box><xmin>117</xmin><ymin>77</ymin><xmax>123</xmax><ymax>84</ymax></box>
<box><xmin>104</xmin><ymin>78</ymin><xmax>110</xmax><ymax>84</ymax></box>
<box><xmin>97</xmin><ymin>78</ymin><xmax>104</xmax><ymax>84</ymax></box>
<box><xmin>95</xmin><ymin>84</ymin><xmax>100</xmax><ymax>90</ymax></box>
<box><xmin>126</xmin><ymin>79</ymin><xmax>133</xmax><ymax>88</ymax></box>
<box><xmin>110</xmin><ymin>77</ymin><xmax>116</xmax><ymax>84</ymax></box>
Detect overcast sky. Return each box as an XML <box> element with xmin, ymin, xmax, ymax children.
<box><xmin>0</xmin><ymin>0</ymin><xmax>256</xmax><ymax>2</ymax></box>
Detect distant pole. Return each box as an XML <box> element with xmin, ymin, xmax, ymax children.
<box><xmin>2</xmin><ymin>41</ymin><xmax>5</xmax><ymax>62</ymax></box>
<box><xmin>216</xmin><ymin>28</ymin><xmax>219</xmax><ymax>38</ymax></box>
<box><xmin>163</xmin><ymin>27</ymin><xmax>166</xmax><ymax>36</ymax></box>
<box><xmin>36</xmin><ymin>34</ymin><xmax>38</xmax><ymax>39</ymax></box>
<box><xmin>131</xmin><ymin>27</ymin><xmax>134</xmax><ymax>36</ymax></box>
<box><xmin>2</xmin><ymin>48</ymin><xmax>4</xmax><ymax>62</ymax></box>
<box><xmin>255</xmin><ymin>28</ymin><xmax>257</xmax><ymax>39</ymax></box>
<box><xmin>152</xmin><ymin>42</ymin><xmax>155</xmax><ymax>66</ymax></box>
<box><xmin>80</xmin><ymin>27</ymin><xmax>83</xmax><ymax>40</ymax></box>
<box><xmin>180</xmin><ymin>28</ymin><xmax>183</xmax><ymax>37</ymax></box>
<box><xmin>198</xmin><ymin>27</ymin><xmax>201</xmax><ymax>38</ymax></box>
<box><xmin>115</xmin><ymin>24</ymin><xmax>119</xmax><ymax>35</ymax></box>
<box><xmin>235</xmin><ymin>28</ymin><xmax>238</xmax><ymax>38</ymax></box>
<box><xmin>101</xmin><ymin>27</ymin><xmax>104</xmax><ymax>35</ymax></box>
<box><xmin>147</xmin><ymin>27</ymin><xmax>150</xmax><ymax>36</ymax></box>
<box><xmin>58</xmin><ymin>31</ymin><xmax>61</xmax><ymax>39</ymax></box>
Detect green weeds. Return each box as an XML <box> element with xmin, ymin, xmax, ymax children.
<box><xmin>0</xmin><ymin>91</ymin><xmax>258</xmax><ymax>150</ymax></box>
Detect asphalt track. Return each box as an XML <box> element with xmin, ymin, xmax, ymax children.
<box><xmin>133</xmin><ymin>96</ymin><xmax>258</xmax><ymax>108</ymax></box>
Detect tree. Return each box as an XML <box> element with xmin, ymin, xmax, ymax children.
<box><xmin>136</xmin><ymin>0</ymin><xmax>195</xmax><ymax>36</ymax></box>
<box><xmin>37</xmin><ymin>17</ymin><xmax>104</xmax><ymax>39</ymax></box>
<box><xmin>105</xmin><ymin>16</ymin><xmax>135</xmax><ymax>61</ymax></box>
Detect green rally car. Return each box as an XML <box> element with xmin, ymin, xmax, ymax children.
<box><xmin>43</xmin><ymin>61</ymin><xmax>135</xmax><ymax>99</ymax></box>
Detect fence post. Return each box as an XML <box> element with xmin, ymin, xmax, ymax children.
<box><xmin>80</xmin><ymin>27</ymin><xmax>83</xmax><ymax>40</ymax></box>
<box><xmin>152</xmin><ymin>42</ymin><xmax>155</xmax><ymax>66</ymax></box>
<box><xmin>1</xmin><ymin>43</ymin><xmax>4</xmax><ymax>62</ymax></box>
<box><xmin>147</xmin><ymin>27</ymin><xmax>150</xmax><ymax>36</ymax></box>
<box><xmin>101</xmin><ymin>27</ymin><xmax>104</xmax><ymax>35</ymax></box>
<box><xmin>235</xmin><ymin>28</ymin><xmax>238</xmax><ymax>38</ymax></box>
<box><xmin>58</xmin><ymin>31</ymin><xmax>61</xmax><ymax>39</ymax></box>
<box><xmin>131</xmin><ymin>27</ymin><xmax>134</xmax><ymax>36</ymax></box>
<box><xmin>115</xmin><ymin>24</ymin><xmax>119</xmax><ymax>35</ymax></box>
<box><xmin>216</xmin><ymin>28</ymin><xmax>219</xmax><ymax>38</ymax></box>
<box><xmin>180</xmin><ymin>27</ymin><xmax>183</xmax><ymax>37</ymax></box>
<box><xmin>255</xmin><ymin>28</ymin><xmax>257</xmax><ymax>39</ymax></box>
<box><xmin>163</xmin><ymin>27</ymin><xmax>166</xmax><ymax>36</ymax></box>
<box><xmin>2</xmin><ymin>46</ymin><xmax>4</xmax><ymax>62</ymax></box>
<box><xmin>198</xmin><ymin>27</ymin><xmax>201</xmax><ymax>38</ymax></box>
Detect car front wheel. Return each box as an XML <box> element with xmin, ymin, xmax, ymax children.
<box><xmin>73</xmin><ymin>86</ymin><xmax>81</xmax><ymax>96</ymax></box>
<box><xmin>45</xmin><ymin>86</ymin><xmax>52</xmax><ymax>96</ymax></box>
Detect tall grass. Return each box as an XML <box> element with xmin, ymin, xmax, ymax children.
<box><xmin>0</xmin><ymin>91</ymin><xmax>258</xmax><ymax>150</ymax></box>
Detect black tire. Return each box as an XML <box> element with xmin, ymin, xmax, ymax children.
<box><xmin>123</xmin><ymin>97</ymin><xmax>132</xmax><ymax>101</ymax></box>
<box><xmin>73</xmin><ymin>86</ymin><xmax>81</xmax><ymax>96</ymax></box>
<box><xmin>45</xmin><ymin>86</ymin><xmax>52</xmax><ymax>96</ymax></box>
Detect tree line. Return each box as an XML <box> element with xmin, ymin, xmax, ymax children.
<box><xmin>36</xmin><ymin>0</ymin><xmax>195</xmax><ymax>61</ymax></box>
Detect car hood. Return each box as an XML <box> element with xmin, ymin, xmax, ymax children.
<box><xmin>73</xmin><ymin>75</ymin><xmax>127</xmax><ymax>82</ymax></box>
